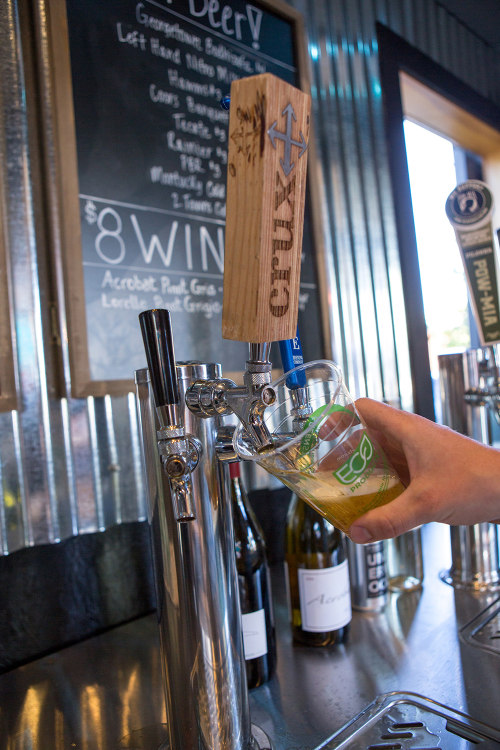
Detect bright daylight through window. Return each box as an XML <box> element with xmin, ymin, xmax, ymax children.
<box><xmin>404</xmin><ymin>119</ymin><xmax>472</xmax><ymax>419</ymax></box>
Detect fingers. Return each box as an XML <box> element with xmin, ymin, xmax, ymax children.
<box><xmin>347</xmin><ymin>485</ymin><xmax>429</xmax><ymax>542</ymax></box>
<box><xmin>355</xmin><ymin>398</ymin><xmax>423</xmax><ymax>445</ymax></box>
<box><xmin>348</xmin><ymin>399</ymin><xmax>500</xmax><ymax>539</ymax></box>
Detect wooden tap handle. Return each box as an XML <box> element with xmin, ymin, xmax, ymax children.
<box><xmin>222</xmin><ymin>74</ymin><xmax>311</xmax><ymax>343</ymax></box>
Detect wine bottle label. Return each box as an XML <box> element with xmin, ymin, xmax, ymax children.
<box><xmin>284</xmin><ymin>561</ymin><xmax>292</xmax><ymax>620</ymax></box>
<box><xmin>241</xmin><ymin>609</ymin><xmax>268</xmax><ymax>660</ymax></box>
<box><xmin>298</xmin><ymin>560</ymin><xmax>351</xmax><ymax>632</ymax></box>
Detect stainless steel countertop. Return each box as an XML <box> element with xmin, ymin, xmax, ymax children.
<box><xmin>1</xmin><ymin>522</ymin><xmax>500</xmax><ymax>750</ymax></box>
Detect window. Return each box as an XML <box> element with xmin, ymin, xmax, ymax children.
<box><xmin>403</xmin><ymin>120</ymin><xmax>473</xmax><ymax>421</ymax></box>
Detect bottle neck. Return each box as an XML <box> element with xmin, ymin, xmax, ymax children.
<box><xmin>290</xmin><ymin>493</ymin><xmax>341</xmax><ymax>539</ymax></box>
<box><xmin>229</xmin><ymin>463</ymin><xmax>266</xmax><ymax>547</ymax></box>
<box><xmin>229</xmin><ymin>461</ymin><xmax>246</xmax><ymax>514</ymax></box>
<box><xmin>229</xmin><ymin>461</ymin><xmax>241</xmax><ymax>480</ymax></box>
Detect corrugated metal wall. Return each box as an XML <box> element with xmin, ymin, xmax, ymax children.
<box><xmin>1</xmin><ymin>0</ymin><xmax>499</xmax><ymax>554</ymax></box>
<box><xmin>288</xmin><ymin>0</ymin><xmax>500</xmax><ymax>405</ymax></box>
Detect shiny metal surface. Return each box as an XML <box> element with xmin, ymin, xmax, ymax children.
<box><xmin>444</xmin><ymin>523</ymin><xmax>500</xmax><ymax>591</ymax></box>
<box><xmin>385</xmin><ymin>527</ymin><xmax>424</xmax><ymax>593</ymax></box>
<box><xmin>136</xmin><ymin>363</ymin><xmax>252</xmax><ymax>750</ymax></box>
<box><xmin>438</xmin><ymin>352</ymin><xmax>474</xmax><ymax>435</ymax></box>
<box><xmin>0</xmin><ymin>0</ymin><xmax>43</xmax><ymax>552</ymax></box>
<box><xmin>316</xmin><ymin>692</ymin><xmax>500</xmax><ymax>748</ymax></box>
<box><xmin>347</xmin><ymin>539</ymin><xmax>388</xmax><ymax>611</ymax></box>
<box><xmin>2</xmin><ymin>523</ymin><xmax>500</xmax><ymax>750</ymax></box>
<box><xmin>461</xmin><ymin>599</ymin><xmax>500</xmax><ymax>657</ymax></box>
<box><xmin>464</xmin><ymin>346</ymin><xmax>500</xmax><ymax>426</ymax></box>
<box><xmin>0</xmin><ymin>0</ymin><xmax>148</xmax><ymax>556</ymax></box>
<box><xmin>439</xmin><ymin>350</ymin><xmax>500</xmax><ymax>591</ymax></box>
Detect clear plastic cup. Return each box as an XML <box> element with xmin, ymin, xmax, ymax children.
<box><xmin>234</xmin><ymin>360</ymin><xmax>405</xmax><ymax>534</ymax></box>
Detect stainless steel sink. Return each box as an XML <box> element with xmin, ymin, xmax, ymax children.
<box><xmin>461</xmin><ymin>598</ymin><xmax>500</xmax><ymax>657</ymax></box>
<box><xmin>313</xmin><ymin>692</ymin><xmax>500</xmax><ymax>749</ymax></box>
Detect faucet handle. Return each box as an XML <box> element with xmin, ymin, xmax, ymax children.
<box><xmin>222</xmin><ymin>73</ymin><xmax>311</xmax><ymax>344</ymax></box>
<box><xmin>139</xmin><ymin>309</ymin><xmax>180</xmax><ymax>423</ymax></box>
<box><xmin>279</xmin><ymin>329</ymin><xmax>306</xmax><ymax>389</ymax></box>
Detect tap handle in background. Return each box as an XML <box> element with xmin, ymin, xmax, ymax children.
<box><xmin>279</xmin><ymin>330</ymin><xmax>307</xmax><ymax>389</ymax></box>
<box><xmin>139</xmin><ymin>309</ymin><xmax>180</xmax><ymax>410</ymax></box>
<box><xmin>222</xmin><ymin>73</ymin><xmax>311</xmax><ymax>344</ymax></box>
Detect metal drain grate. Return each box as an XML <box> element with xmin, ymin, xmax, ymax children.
<box><xmin>461</xmin><ymin>599</ymin><xmax>500</xmax><ymax>656</ymax></box>
<box><xmin>313</xmin><ymin>692</ymin><xmax>500</xmax><ymax>749</ymax></box>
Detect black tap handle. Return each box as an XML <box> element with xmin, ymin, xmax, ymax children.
<box><xmin>139</xmin><ymin>309</ymin><xmax>179</xmax><ymax>408</ymax></box>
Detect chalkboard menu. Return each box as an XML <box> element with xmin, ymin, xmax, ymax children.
<box><xmin>48</xmin><ymin>0</ymin><xmax>323</xmax><ymax>396</ymax></box>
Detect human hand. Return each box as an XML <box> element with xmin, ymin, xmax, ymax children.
<box><xmin>347</xmin><ymin>398</ymin><xmax>500</xmax><ymax>543</ymax></box>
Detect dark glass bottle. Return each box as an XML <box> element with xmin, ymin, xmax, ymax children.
<box><xmin>285</xmin><ymin>493</ymin><xmax>351</xmax><ymax>646</ymax></box>
<box><xmin>230</xmin><ymin>461</ymin><xmax>276</xmax><ymax>688</ymax></box>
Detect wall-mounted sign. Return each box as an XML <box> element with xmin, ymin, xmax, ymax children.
<box><xmin>445</xmin><ymin>180</ymin><xmax>500</xmax><ymax>345</ymax></box>
<box><xmin>43</xmin><ymin>0</ymin><xmax>324</xmax><ymax>397</ymax></box>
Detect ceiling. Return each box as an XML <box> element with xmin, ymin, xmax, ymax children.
<box><xmin>437</xmin><ymin>0</ymin><xmax>500</xmax><ymax>50</ymax></box>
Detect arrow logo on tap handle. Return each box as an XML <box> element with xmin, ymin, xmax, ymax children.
<box><xmin>267</xmin><ymin>103</ymin><xmax>308</xmax><ymax>177</ymax></box>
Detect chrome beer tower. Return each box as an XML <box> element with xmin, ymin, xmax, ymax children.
<box><xmin>136</xmin><ymin>311</ymin><xmax>275</xmax><ymax>750</ymax></box>
<box><xmin>135</xmin><ymin>75</ymin><xmax>311</xmax><ymax>750</ymax></box>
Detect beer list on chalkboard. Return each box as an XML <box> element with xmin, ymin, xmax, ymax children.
<box><xmin>65</xmin><ymin>0</ymin><xmax>321</xmax><ymax>381</ymax></box>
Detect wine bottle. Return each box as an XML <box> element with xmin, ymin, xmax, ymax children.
<box><xmin>230</xmin><ymin>461</ymin><xmax>276</xmax><ymax>688</ymax></box>
<box><xmin>285</xmin><ymin>493</ymin><xmax>351</xmax><ymax>646</ymax></box>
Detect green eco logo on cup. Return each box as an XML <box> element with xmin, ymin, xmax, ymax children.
<box><xmin>334</xmin><ymin>433</ymin><xmax>375</xmax><ymax>486</ymax></box>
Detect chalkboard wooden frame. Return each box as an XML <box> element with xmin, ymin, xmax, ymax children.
<box><xmin>0</xmin><ymin>144</ymin><xmax>17</xmax><ymax>412</ymax></box>
<box><xmin>43</xmin><ymin>0</ymin><xmax>324</xmax><ymax>397</ymax></box>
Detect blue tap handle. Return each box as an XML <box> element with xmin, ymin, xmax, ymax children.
<box><xmin>279</xmin><ymin>331</ymin><xmax>307</xmax><ymax>388</ymax></box>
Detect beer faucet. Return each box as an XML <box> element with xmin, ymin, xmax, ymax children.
<box><xmin>464</xmin><ymin>345</ymin><xmax>500</xmax><ymax>424</ymax></box>
<box><xmin>139</xmin><ymin>308</ymin><xmax>201</xmax><ymax>521</ymax></box>
<box><xmin>279</xmin><ymin>330</ymin><xmax>313</xmax><ymax>431</ymax></box>
<box><xmin>136</xmin><ymin>73</ymin><xmax>310</xmax><ymax>750</ymax></box>
<box><xmin>184</xmin><ymin>340</ymin><xmax>276</xmax><ymax>453</ymax></box>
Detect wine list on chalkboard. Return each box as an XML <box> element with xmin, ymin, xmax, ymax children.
<box><xmin>61</xmin><ymin>0</ymin><xmax>321</xmax><ymax>389</ymax></box>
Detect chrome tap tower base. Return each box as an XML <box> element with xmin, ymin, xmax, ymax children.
<box><xmin>136</xmin><ymin>363</ymin><xmax>272</xmax><ymax>750</ymax></box>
